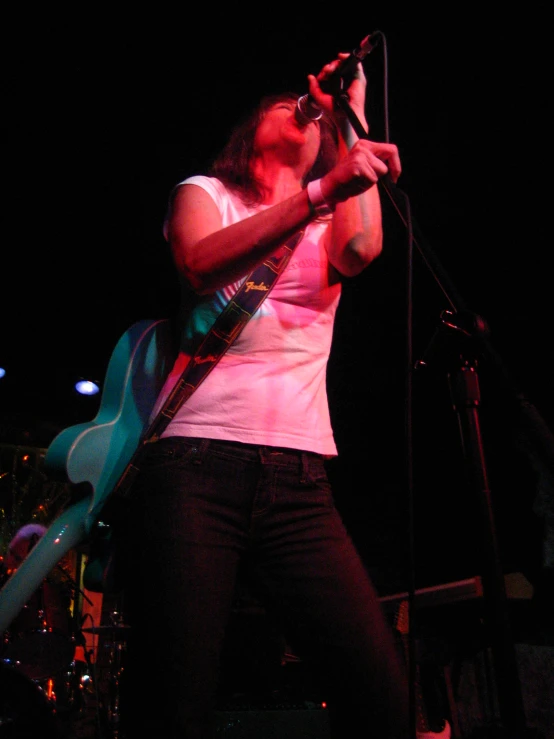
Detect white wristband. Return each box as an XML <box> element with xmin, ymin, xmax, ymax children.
<box><xmin>307</xmin><ymin>179</ymin><xmax>335</xmax><ymax>216</ymax></box>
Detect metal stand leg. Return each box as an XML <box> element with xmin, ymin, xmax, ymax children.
<box><xmin>106</xmin><ymin>640</ymin><xmax>126</xmax><ymax>738</ymax></box>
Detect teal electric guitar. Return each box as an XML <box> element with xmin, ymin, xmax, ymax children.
<box><xmin>0</xmin><ymin>318</ymin><xmax>175</xmax><ymax>633</ymax></box>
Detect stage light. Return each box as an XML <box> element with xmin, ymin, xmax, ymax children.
<box><xmin>75</xmin><ymin>379</ymin><xmax>100</xmax><ymax>396</ymax></box>
<box><xmin>0</xmin><ymin>368</ymin><xmax>6</xmax><ymax>378</ymax></box>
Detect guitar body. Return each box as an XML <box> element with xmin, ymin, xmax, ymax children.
<box><xmin>0</xmin><ymin>318</ymin><xmax>175</xmax><ymax>633</ymax></box>
<box><xmin>45</xmin><ymin>318</ymin><xmax>175</xmax><ymax>525</ymax></box>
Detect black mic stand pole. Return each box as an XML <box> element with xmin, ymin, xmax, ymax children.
<box><xmin>332</xmin><ymin>90</ymin><xmax>540</xmax><ymax>737</ymax></box>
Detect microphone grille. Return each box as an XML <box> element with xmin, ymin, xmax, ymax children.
<box><xmin>295</xmin><ymin>94</ymin><xmax>323</xmax><ymax>126</ymax></box>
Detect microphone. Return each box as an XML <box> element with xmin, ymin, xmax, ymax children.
<box><xmin>295</xmin><ymin>32</ymin><xmax>381</xmax><ymax>125</ymax></box>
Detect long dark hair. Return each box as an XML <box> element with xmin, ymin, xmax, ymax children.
<box><xmin>208</xmin><ymin>92</ymin><xmax>338</xmax><ymax>207</ymax></box>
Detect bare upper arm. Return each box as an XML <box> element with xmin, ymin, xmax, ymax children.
<box><xmin>166</xmin><ymin>183</ymin><xmax>223</xmax><ymax>275</ymax></box>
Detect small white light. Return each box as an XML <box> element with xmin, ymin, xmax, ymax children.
<box><xmin>0</xmin><ymin>367</ymin><xmax>5</xmax><ymax>378</ymax></box>
<box><xmin>75</xmin><ymin>380</ymin><xmax>100</xmax><ymax>396</ymax></box>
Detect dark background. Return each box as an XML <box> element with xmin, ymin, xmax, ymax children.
<box><xmin>2</xmin><ymin>8</ymin><xmax>553</xmax><ymax>594</ymax></box>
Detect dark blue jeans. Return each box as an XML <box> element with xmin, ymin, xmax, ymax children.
<box><xmin>119</xmin><ymin>437</ymin><xmax>409</xmax><ymax>738</ymax></box>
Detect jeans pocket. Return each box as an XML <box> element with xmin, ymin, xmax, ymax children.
<box><xmin>137</xmin><ymin>436</ymin><xmax>203</xmax><ymax>473</ymax></box>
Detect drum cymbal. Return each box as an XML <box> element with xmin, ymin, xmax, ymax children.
<box><xmin>81</xmin><ymin>624</ymin><xmax>131</xmax><ymax>634</ymax></box>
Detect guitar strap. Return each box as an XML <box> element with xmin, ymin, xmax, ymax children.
<box><xmin>84</xmin><ymin>229</ymin><xmax>305</xmax><ymax>592</ymax></box>
<box><xmin>110</xmin><ymin>229</ymin><xmax>305</xmax><ymax>505</ymax></box>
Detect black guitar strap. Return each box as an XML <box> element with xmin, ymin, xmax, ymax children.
<box><xmin>112</xmin><ymin>230</ymin><xmax>305</xmax><ymax>503</ymax></box>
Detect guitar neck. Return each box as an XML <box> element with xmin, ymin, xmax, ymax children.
<box><xmin>395</xmin><ymin>601</ymin><xmax>451</xmax><ymax>739</ymax></box>
<box><xmin>400</xmin><ymin>633</ymin><xmax>431</xmax><ymax>733</ymax></box>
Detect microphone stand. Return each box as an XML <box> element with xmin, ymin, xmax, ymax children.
<box><xmin>332</xmin><ymin>90</ymin><xmax>546</xmax><ymax>737</ymax></box>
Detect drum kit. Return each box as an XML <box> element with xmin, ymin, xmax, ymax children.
<box><xmin>0</xmin><ymin>446</ymin><xmax>130</xmax><ymax>738</ymax></box>
<box><xmin>0</xmin><ymin>526</ymin><xmax>131</xmax><ymax>738</ymax></box>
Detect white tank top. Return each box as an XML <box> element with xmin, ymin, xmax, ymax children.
<box><xmin>153</xmin><ymin>176</ymin><xmax>341</xmax><ymax>455</ymax></box>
